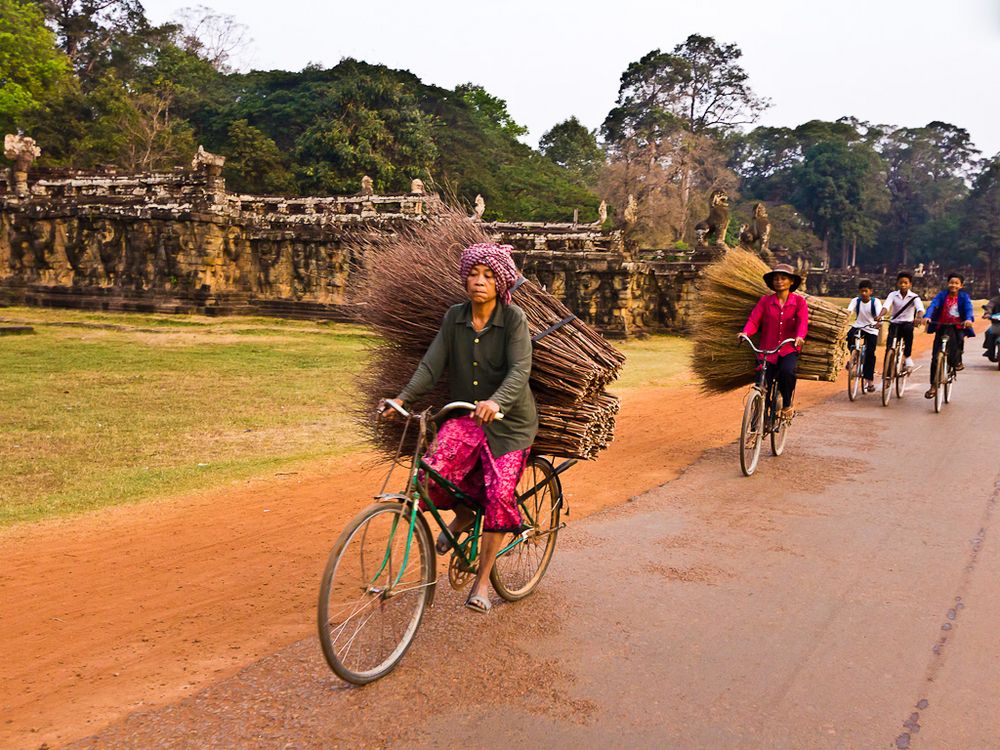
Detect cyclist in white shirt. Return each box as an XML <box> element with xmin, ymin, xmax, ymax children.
<box><xmin>879</xmin><ymin>271</ymin><xmax>924</xmax><ymax>372</ymax></box>
<box><xmin>846</xmin><ymin>279</ymin><xmax>883</xmax><ymax>393</ymax></box>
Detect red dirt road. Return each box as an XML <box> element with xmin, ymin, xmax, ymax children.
<box><xmin>0</xmin><ymin>330</ymin><xmax>954</xmax><ymax>748</ymax></box>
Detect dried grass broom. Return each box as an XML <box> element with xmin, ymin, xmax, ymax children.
<box><xmin>691</xmin><ymin>248</ymin><xmax>850</xmax><ymax>393</ymax></box>
<box><xmin>351</xmin><ymin>206</ymin><xmax>625</xmax><ymax>460</ymax></box>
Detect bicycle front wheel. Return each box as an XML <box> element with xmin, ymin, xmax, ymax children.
<box><xmin>318</xmin><ymin>502</ymin><xmax>434</xmax><ymax>685</ymax></box>
<box><xmin>491</xmin><ymin>455</ymin><xmax>561</xmax><ymax>602</ymax></box>
<box><xmin>934</xmin><ymin>352</ymin><xmax>946</xmax><ymax>413</ymax></box>
<box><xmin>847</xmin><ymin>350</ymin><xmax>861</xmax><ymax>401</ymax></box>
<box><xmin>944</xmin><ymin>369</ymin><xmax>954</xmax><ymax>403</ymax></box>
<box><xmin>895</xmin><ymin>349</ymin><xmax>909</xmax><ymax>398</ymax></box>
<box><xmin>740</xmin><ymin>389</ymin><xmax>764</xmax><ymax>476</ymax></box>
<box><xmin>881</xmin><ymin>350</ymin><xmax>894</xmax><ymax>407</ymax></box>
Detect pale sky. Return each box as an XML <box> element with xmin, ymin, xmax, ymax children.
<box><xmin>144</xmin><ymin>0</ymin><xmax>1000</xmax><ymax>159</ymax></box>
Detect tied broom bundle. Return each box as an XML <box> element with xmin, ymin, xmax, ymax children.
<box><xmin>352</xmin><ymin>207</ymin><xmax>625</xmax><ymax>460</ymax></box>
<box><xmin>692</xmin><ymin>248</ymin><xmax>850</xmax><ymax>393</ymax></box>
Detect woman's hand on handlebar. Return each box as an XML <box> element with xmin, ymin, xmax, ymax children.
<box><xmin>380</xmin><ymin>397</ymin><xmax>405</xmax><ymax>420</ymax></box>
<box><xmin>474</xmin><ymin>399</ymin><xmax>501</xmax><ymax>426</ymax></box>
<box><xmin>794</xmin><ymin>337</ymin><xmax>805</xmax><ymax>349</ymax></box>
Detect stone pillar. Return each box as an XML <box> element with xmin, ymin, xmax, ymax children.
<box><xmin>4</xmin><ymin>134</ymin><xmax>41</xmax><ymax>198</ymax></box>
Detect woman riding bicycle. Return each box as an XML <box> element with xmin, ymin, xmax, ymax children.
<box><xmin>738</xmin><ymin>263</ymin><xmax>808</xmax><ymax>419</ymax></box>
<box><xmin>382</xmin><ymin>243</ymin><xmax>538</xmax><ymax>614</ymax></box>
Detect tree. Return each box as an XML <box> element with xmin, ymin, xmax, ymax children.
<box><xmin>33</xmin><ymin>0</ymin><xmax>154</xmax><ymax>83</ymax></box>
<box><xmin>602</xmin><ymin>34</ymin><xmax>768</xmax><ymax>238</ymax></box>
<box><xmin>880</xmin><ymin>121</ymin><xmax>978</xmax><ymax>266</ymax></box>
<box><xmin>79</xmin><ymin>73</ymin><xmax>195</xmax><ymax>170</ymax></box>
<box><xmin>455</xmin><ymin>83</ymin><xmax>528</xmax><ymax>139</ymax></box>
<box><xmin>603</xmin><ymin>34</ymin><xmax>769</xmax><ymax>143</ymax></box>
<box><xmin>539</xmin><ymin>117</ymin><xmax>603</xmax><ymax>185</ymax></box>
<box><xmin>962</xmin><ymin>156</ymin><xmax>1000</xmax><ymax>289</ymax></box>
<box><xmin>292</xmin><ymin>65</ymin><xmax>437</xmax><ymax>194</ymax></box>
<box><xmin>793</xmin><ymin>139</ymin><xmax>887</xmax><ymax>268</ymax></box>
<box><xmin>174</xmin><ymin>5</ymin><xmax>251</xmax><ymax>73</ymax></box>
<box><xmin>222</xmin><ymin>119</ymin><xmax>294</xmax><ymax>194</ymax></box>
<box><xmin>0</xmin><ymin>0</ymin><xmax>73</xmax><ymax>133</ymax></box>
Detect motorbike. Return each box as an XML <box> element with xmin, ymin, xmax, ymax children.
<box><xmin>983</xmin><ymin>308</ymin><xmax>1000</xmax><ymax>367</ymax></box>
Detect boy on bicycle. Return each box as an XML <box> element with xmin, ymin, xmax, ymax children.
<box><xmin>922</xmin><ymin>272</ymin><xmax>975</xmax><ymax>399</ymax></box>
<box><xmin>879</xmin><ymin>271</ymin><xmax>924</xmax><ymax>372</ymax></box>
<box><xmin>845</xmin><ymin>279</ymin><xmax>883</xmax><ymax>393</ymax></box>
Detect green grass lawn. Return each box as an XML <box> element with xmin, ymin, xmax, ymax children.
<box><xmin>0</xmin><ymin>307</ymin><xmax>374</xmax><ymax>525</ymax></box>
<box><xmin>613</xmin><ymin>334</ymin><xmax>692</xmax><ymax>391</ymax></box>
<box><xmin>0</xmin><ymin>307</ymin><xmax>691</xmax><ymax>526</ymax></box>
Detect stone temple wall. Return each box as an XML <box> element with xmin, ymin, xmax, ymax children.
<box><xmin>0</xmin><ymin>164</ymin><xmax>440</xmax><ymax>320</ymax></box>
<box><xmin>1</xmin><ymin>151</ymin><xmax>703</xmax><ymax>335</ymax></box>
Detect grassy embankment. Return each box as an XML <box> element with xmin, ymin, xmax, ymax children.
<box><xmin>0</xmin><ymin>307</ymin><xmax>691</xmax><ymax>526</ymax></box>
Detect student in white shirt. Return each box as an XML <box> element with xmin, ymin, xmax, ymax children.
<box><xmin>846</xmin><ymin>278</ymin><xmax>883</xmax><ymax>392</ymax></box>
<box><xmin>879</xmin><ymin>271</ymin><xmax>924</xmax><ymax>371</ymax></box>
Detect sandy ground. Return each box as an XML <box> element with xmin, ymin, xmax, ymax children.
<box><xmin>0</xmin><ymin>327</ymin><xmax>979</xmax><ymax>749</ymax></box>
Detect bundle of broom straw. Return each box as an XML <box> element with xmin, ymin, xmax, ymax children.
<box><xmin>692</xmin><ymin>248</ymin><xmax>850</xmax><ymax>393</ymax></box>
<box><xmin>351</xmin><ymin>207</ymin><xmax>625</xmax><ymax>460</ymax></box>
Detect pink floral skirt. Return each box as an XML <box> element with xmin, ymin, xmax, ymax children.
<box><xmin>420</xmin><ymin>415</ymin><xmax>529</xmax><ymax>533</ymax></box>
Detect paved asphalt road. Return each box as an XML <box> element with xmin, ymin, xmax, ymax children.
<box><xmin>72</xmin><ymin>346</ymin><xmax>1000</xmax><ymax>750</ymax></box>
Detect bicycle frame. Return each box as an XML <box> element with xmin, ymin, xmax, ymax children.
<box><xmin>740</xmin><ymin>335</ymin><xmax>797</xmax><ymax>435</ymax></box>
<box><xmin>373</xmin><ymin>402</ymin><xmax>572</xmax><ymax>591</ymax></box>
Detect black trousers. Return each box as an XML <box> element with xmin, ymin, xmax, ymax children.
<box><xmin>929</xmin><ymin>328</ymin><xmax>964</xmax><ymax>385</ymax></box>
<box><xmin>886</xmin><ymin>322</ymin><xmax>914</xmax><ymax>358</ymax></box>
<box><xmin>847</xmin><ymin>329</ymin><xmax>878</xmax><ymax>381</ymax></box>
<box><xmin>983</xmin><ymin>329</ymin><xmax>998</xmax><ymax>359</ymax></box>
<box><xmin>765</xmin><ymin>352</ymin><xmax>798</xmax><ymax>408</ymax></box>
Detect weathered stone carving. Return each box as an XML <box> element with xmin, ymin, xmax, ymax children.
<box><xmin>598</xmin><ymin>200</ymin><xmax>608</xmax><ymax>225</ymax></box>
<box><xmin>360</xmin><ymin>175</ymin><xmax>374</xmax><ymax>196</ymax></box>
<box><xmin>473</xmin><ymin>194</ymin><xmax>486</xmax><ymax>221</ymax></box>
<box><xmin>191</xmin><ymin>145</ymin><xmax>226</xmax><ymax>191</ymax></box>
<box><xmin>623</xmin><ymin>194</ymin><xmax>638</xmax><ymax>226</ymax></box>
<box><xmin>694</xmin><ymin>190</ymin><xmax>730</xmax><ymax>247</ymax></box>
<box><xmin>410</xmin><ymin>178</ymin><xmax>424</xmax><ymax>195</ymax></box>
<box><xmin>4</xmin><ymin>135</ymin><xmax>41</xmax><ymax>197</ymax></box>
<box><xmin>738</xmin><ymin>202</ymin><xmax>772</xmax><ymax>262</ymax></box>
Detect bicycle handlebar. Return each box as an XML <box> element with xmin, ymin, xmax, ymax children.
<box><xmin>430</xmin><ymin>401</ymin><xmax>504</xmax><ymax>421</ymax></box>
<box><xmin>379</xmin><ymin>399</ymin><xmax>505</xmax><ymax>421</ymax></box>
<box><xmin>738</xmin><ymin>334</ymin><xmax>798</xmax><ymax>356</ymax></box>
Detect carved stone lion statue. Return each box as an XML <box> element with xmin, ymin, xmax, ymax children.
<box><xmin>694</xmin><ymin>190</ymin><xmax>730</xmax><ymax>246</ymax></box>
<box><xmin>738</xmin><ymin>202</ymin><xmax>775</xmax><ymax>262</ymax></box>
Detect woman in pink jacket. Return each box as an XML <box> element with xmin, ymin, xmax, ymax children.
<box><xmin>739</xmin><ymin>264</ymin><xmax>809</xmax><ymax>418</ymax></box>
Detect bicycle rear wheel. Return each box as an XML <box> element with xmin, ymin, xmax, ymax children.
<box><xmin>847</xmin><ymin>350</ymin><xmax>861</xmax><ymax>401</ymax></box>
<box><xmin>318</xmin><ymin>502</ymin><xmax>434</xmax><ymax>685</ymax></box>
<box><xmin>491</xmin><ymin>455</ymin><xmax>561</xmax><ymax>602</ymax></box>
<box><xmin>881</xmin><ymin>350</ymin><xmax>894</xmax><ymax>407</ymax></box>
<box><xmin>740</xmin><ymin>389</ymin><xmax>764</xmax><ymax>476</ymax></box>
<box><xmin>934</xmin><ymin>352</ymin><xmax>946</xmax><ymax>413</ymax></box>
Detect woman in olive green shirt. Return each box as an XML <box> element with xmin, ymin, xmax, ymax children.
<box><xmin>383</xmin><ymin>243</ymin><xmax>538</xmax><ymax>613</ymax></box>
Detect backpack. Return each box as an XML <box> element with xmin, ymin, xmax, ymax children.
<box><xmin>854</xmin><ymin>297</ymin><xmax>876</xmax><ymax>318</ymax></box>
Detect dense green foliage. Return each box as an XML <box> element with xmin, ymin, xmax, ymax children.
<box><xmin>0</xmin><ymin>0</ymin><xmax>73</xmax><ymax>134</ymax></box>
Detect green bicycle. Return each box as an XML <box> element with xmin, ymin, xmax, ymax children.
<box><xmin>317</xmin><ymin>400</ymin><xmax>571</xmax><ymax>685</ymax></box>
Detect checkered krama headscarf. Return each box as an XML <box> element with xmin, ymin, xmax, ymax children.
<box><xmin>459</xmin><ymin>243</ymin><xmax>520</xmax><ymax>304</ymax></box>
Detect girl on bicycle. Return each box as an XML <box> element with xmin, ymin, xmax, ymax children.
<box><xmin>738</xmin><ymin>263</ymin><xmax>808</xmax><ymax>419</ymax></box>
<box><xmin>383</xmin><ymin>243</ymin><xmax>538</xmax><ymax>614</ymax></box>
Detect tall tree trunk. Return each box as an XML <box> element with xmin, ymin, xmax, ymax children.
<box><xmin>851</xmin><ymin>237</ymin><xmax>857</xmax><ymax>268</ymax></box>
<box><xmin>679</xmin><ymin>165</ymin><xmax>692</xmax><ymax>240</ymax></box>
<box><xmin>840</xmin><ymin>236</ymin><xmax>848</xmax><ymax>269</ymax></box>
<box><xmin>821</xmin><ymin>230</ymin><xmax>830</xmax><ymax>269</ymax></box>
